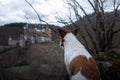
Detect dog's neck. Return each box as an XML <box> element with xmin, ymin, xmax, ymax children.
<box><xmin>63</xmin><ymin>33</ymin><xmax>92</xmax><ymax>75</ymax></box>
<box><xmin>64</xmin><ymin>33</ymin><xmax>84</xmax><ymax>53</ymax></box>
<box><xmin>64</xmin><ymin>33</ymin><xmax>91</xmax><ymax>60</ymax></box>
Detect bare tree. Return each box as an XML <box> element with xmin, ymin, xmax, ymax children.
<box><xmin>56</xmin><ymin>0</ymin><xmax>120</xmax><ymax>54</ymax></box>
<box><xmin>24</xmin><ymin>0</ymin><xmax>59</xmax><ymax>35</ymax></box>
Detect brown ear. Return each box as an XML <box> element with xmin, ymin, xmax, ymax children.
<box><xmin>58</xmin><ymin>29</ymin><xmax>67</xmax><ymax>38</ymax></box>
<box><xmin>72</xmin><ymin>29</ymin><xmax>78</xmax><ymax>35</ymax></box>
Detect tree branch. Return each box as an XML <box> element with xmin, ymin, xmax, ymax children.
<box><xmin>108</xmin><ymin>1</ymin><xmax>120</xmax><ymax>32</ymax></box>
<box><xmin>24</xmin><ymin>16</ymin><xmax>31</xmax><ymax>24</ymax></box>
<box><xmin>116</xmin><ymin>3</ymin><xmax>120</xmax><ymax>10</ymax></box>
<box><xmin>113</xmin><ymin>28</ymin><xmax>120</xmax><ymax>34</ymax></box>
<box><xmin>25</xmin><ymin>0</ymin><xmax>59</xmax><ymax>35</ymax></box>
<box><xmin>87</xmin><ymin>0</ymin><xmax>96</xmax><ymax>12</ymax></box>
<box><xmin>25</xmin><ymin>0</ymin><xmax>43</xmax><ymax>22</ymax></box>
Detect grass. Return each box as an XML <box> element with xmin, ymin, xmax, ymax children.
<box><xmin>0</xmin><ymin>42</ymin><xmax>69</xmax><ymax>80</ymax></box>
<box><xmin>96</xmin><ymin>53</ymin><xmax>120</xmax><ymax>80</ymax></box>
<box><xmin>96</xmin><ymin>53</ymin><xmax>120</xmax><ymax>62</ymax></box>
<box><xmin>9</xmin><ymin>65</ymin><xmax>32</xmax><ymax>74</ymax></box>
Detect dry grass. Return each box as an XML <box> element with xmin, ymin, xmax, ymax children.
<box><xmin>0</xmin><ymin>42</ymin><xmax>69</xmax><ymax>80</ymax></box>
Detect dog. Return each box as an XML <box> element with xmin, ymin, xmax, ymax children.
<box><xmin>58</xmin><ymin>29</ymin><xmax>101</xmax><ymax>80</ymax></box>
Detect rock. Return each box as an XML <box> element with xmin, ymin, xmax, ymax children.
<box><xmin>103</xmin><ymin>62</ymin><xmax>112</xmax><ymax>67</ymax></box>
<box><xmin>97</xmin><ymin>61</ymin><xmax>112</xmax><ymax>73</ymax></box>
<box><xmin>109</xmin><ymin>48</ymin><xmax>120</xmax><ymax>54</ymax></box>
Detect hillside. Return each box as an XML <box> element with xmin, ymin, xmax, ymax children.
<box><xmin>0</xmin><ymin>11</ymin><xmax>120</xmax><ymax>80</ymax></box>
<box><xmin>0</xmin><ymin>35</ymin><xmax>120</xmax><ymax>80</ymax></box>
<box><xmin>0</xmin><ymin>42</ymin><xmax>69</xmax><ymax>80</ymax></box>
<box><xmin>59</xmin><ymin>11</ymin><xmax>120</xmax><ymax>55</ymax></box>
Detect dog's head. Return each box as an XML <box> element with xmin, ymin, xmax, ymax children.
<box><xmin>58</xmin><ymin>28</ymin><xmax>78</xmax><ymax>47</ymax></box>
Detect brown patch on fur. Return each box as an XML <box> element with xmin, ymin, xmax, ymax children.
<box><xmin>70</xmin><ymin>55</ymin><xmax>100</xmax><ymax>80</ymax></box>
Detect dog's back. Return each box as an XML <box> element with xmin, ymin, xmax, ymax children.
<box><xmin>70</xmin><ymin>55</ymin><xmax>100</xmax><ymax>80</ymax></box>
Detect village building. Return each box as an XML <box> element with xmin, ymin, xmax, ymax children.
<box><xmin>23</xmin><ymin>24</ymin><xmax>52</xmax><ymax>43</ymax></box>
<box><xmin>8</xmin><ymin>34</ymin><xmax>25</xmax><ymax>47</ymax></box>
<box><xmin>35</xmin><ymin>25</ymin><xmax>52</xmax><ymax>43</ymax></box>
<box><xmin>0</xmin><ymin>23</ymin><xmax>52</xmax><ymax>49</ymax></box>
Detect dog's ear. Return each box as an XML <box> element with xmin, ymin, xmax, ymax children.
<box><xmin>72</xmin><ymin>28</ymin><xmax>78</xmax><ymax>35</ymax></box>
<box><xmin>58</xmin><ymin>29</ymin><xmax>67</xmax><ymax>38</ymax></box>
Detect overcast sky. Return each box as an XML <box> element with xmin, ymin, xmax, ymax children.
<box><xmin>0</xmin><ymin>0</ymin><xmax>92</xmax><ymax>26</ymax></box>
<box><xmin>0</xmin><ymin>0</ymin><xmax>118</xmax><ymax>26</ymax></box>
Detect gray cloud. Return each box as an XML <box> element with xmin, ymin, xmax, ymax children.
<box><xmin>0</xmin><ymin>0</ymin><xmax>117</xmax><ymax>26</ymax></box>
<box><xmin>0</xmin><ymin>0</ymin><xmax>58</xmax><ymax>25</ymax></box>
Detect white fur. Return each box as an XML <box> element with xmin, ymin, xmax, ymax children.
<box><xmin>71</xmin><ymin>71</ymin><xmax>87</xmax><ymax>80</ymax></box>
<box><xmin>63</xmin><ymin>33</ymin><xmax>92</xmax><ymax>80</ymax></box>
